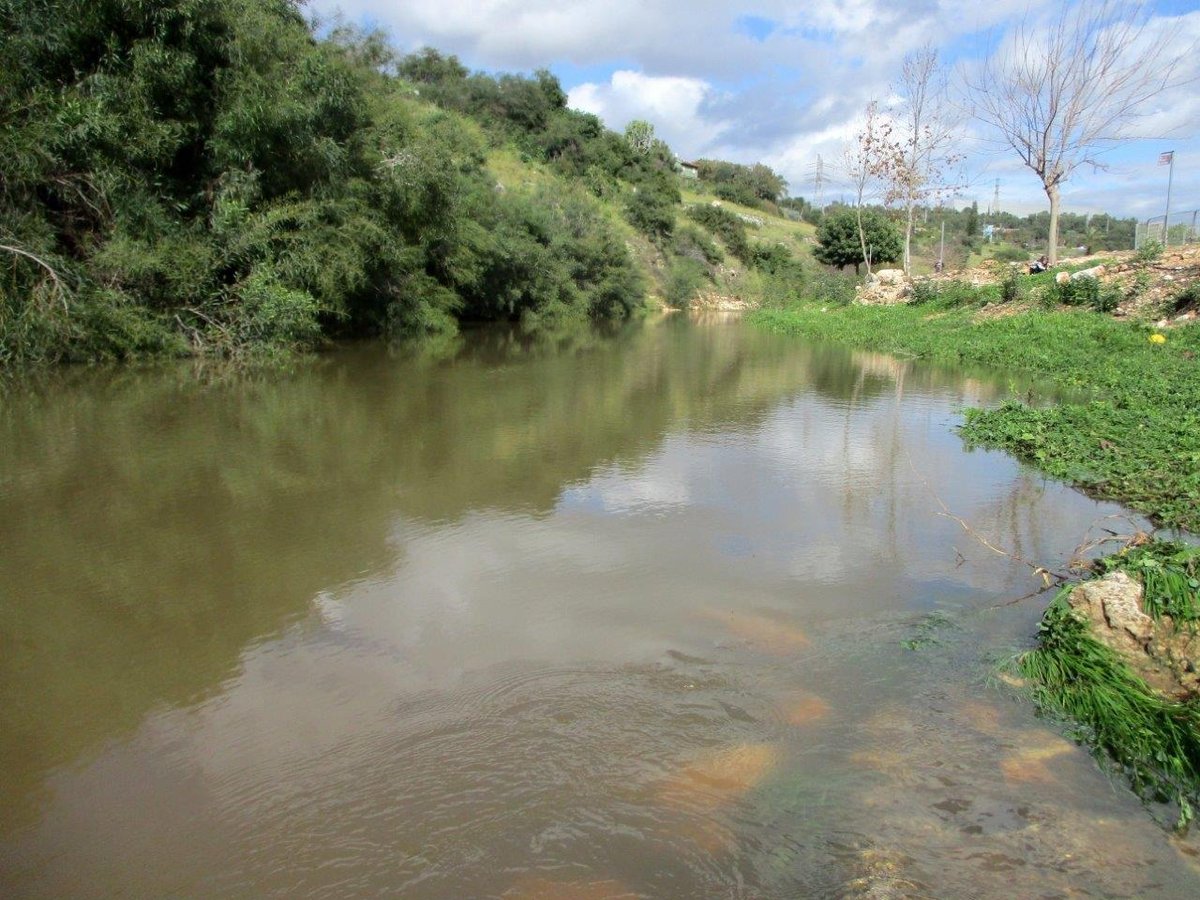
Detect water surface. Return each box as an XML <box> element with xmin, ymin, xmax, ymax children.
<box><xmin>2</xmin><ymin>317</ymin><xmax>1197</xmax><ymax>897</ymax></box>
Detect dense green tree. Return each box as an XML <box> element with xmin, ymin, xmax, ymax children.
<box><xmin>694</xmin><ymin>159</ymin><xmax>787</xmax><ymax>206</ymax></box>
<box><xmin>814</xmin><ymin>208</ymin><xmax>902</xmax><ymax>274</ymax></box>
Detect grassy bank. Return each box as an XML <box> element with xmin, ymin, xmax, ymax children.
<box><xmin>1013</xmin><ymin>542</ymin><xmax>1200</xmax><ymax>828</ymax></box>
<box><xmin>752</xmin><ymin>303</ymin><xmax>1200</xmax><ymax>530</ymax></box>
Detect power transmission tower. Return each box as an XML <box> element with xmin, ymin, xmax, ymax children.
<box><xmin>808</xmin><ymin>155</ymin><xmax>826</xmax><ymax>211</ymax></box>
<box><xmin>989</xmin><ymin>178</ymin><xmax>1000</xmax><ymax>217</ymax></box>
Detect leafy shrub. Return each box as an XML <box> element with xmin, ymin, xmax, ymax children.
<box><xmin>1095</xmin><ymin>284</ymin><xmax>1122</xmax><ymax>314</ymax></box>
<box><xmin>1170</xmin><ymin>284</ymin><xmax>1200</xmax><ymax>314</ymax></box>
<box><xmin>665</xmin><ymin>258</ymin><xmax>707</xmax><ymax>308</ymax></box>
<box><xmin>999</xmin><ymin>266</ymin><xmax>1025</xmax><ymax>303</ymax></box>
<box><xmin>1136</xmin><ymin>240</ymin><xmax>1164</xmax><ymax>267</ymax></box>
<box><xmin>1057</xmin><ymin>274</ymin><xmax>1101</xmax><ymax>308</ymax></box>
<box><xmin>991</xmin><ymin>244</ymin><xmax>1029</xmax><ymax>263</ymax></box>
<box><xmin>686</xmin><ymin>204</ymin><xmax>751</xmax><ymax>263</ymax></box>
<box><xmin>910</xmin><ymin>279</ymin><xmax>989</xmax><ymax>308</ymax></box>
<box><xmin>751</xmin><ymin>243</ymin><xmax>798</xmax><ymax>276</ymax></box>
<box><xmin>806</xmin><ymin>271</ymin><xmax>856</xmax><ymax>306</ymax></box>
<box><xmin>673</xmin><ymin>225</ymin><xmax>723</xmax><ymax>265</ymax></box>
<box><xmin>623</xmin><ymin>185</ymin><xmax>676</xmax><ymax>240</ymax></box>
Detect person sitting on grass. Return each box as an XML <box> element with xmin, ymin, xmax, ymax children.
<box><xmin>1029</xmin><ymin>255</ymin><xmax>1048</xmax><ymax>274</ymax></box>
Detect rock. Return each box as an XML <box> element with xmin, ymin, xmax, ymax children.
<box><xmin>1067</xmin><ymin>571</ymin><xmax>1153</xmax><ymax>654</ymax></box>
<box><xmin>871</xmin><ymin>268</ymin><xmax>905</xmax><ymax>286</ymax></box>
<box><xmin>1066</xmin><ymin>571</ymin><xmax>1200</xmax><ymax>700</ymax></box>
<box><xmin>1055</xmin><ymin>271</ymin><xmax>1071</xmax><ymax>285</ymax></box>
<box><xmin>1071</xmin><ymin>265</ymin><xmax>1106</xmax><ymax>281</ymax></box>
<box><xmin>856</xmin><ymin>270</ymin><xmax>912</xmax><ymax>306</ymax></box>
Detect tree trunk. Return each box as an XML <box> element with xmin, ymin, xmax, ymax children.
<box><xmin>855</xmin><ymin>207</ymin><xmax>872</xmax><ymax>276</ymax></box>
<box><xmin>903</xmin><ymin>202</ymin><xmax>915</xmax><ymax>274</ymax></box>
<box><xmin>1046</xmin><ymin>183</ymin><xmax>1060</xmax><ymax>267</ymax></box>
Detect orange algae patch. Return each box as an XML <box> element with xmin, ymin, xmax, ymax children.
<box><xmin>783</xmin><ymin>693</ymin><xmax>830</xmax><ymax>725</ymax></box>
<box><xmin>999</xmin><ymin>732</ymin><xmax>1077</xmax><ymax>784</ymax></box>
<box><xmin>956</xmin><ymin>700</ymin><xmax>1004</xmax><ymax>736</ymax></box>
<box><xmin>703</xmin><ymin>609</ymin><xmax>809</xmax><ymax>654</ymax></box>
<box><xmin>504</xmin><ymin>876</ymin><xmax>639</xmax><ymax>899</ymax></box>
<box><xmin>659</xmin><ymin>742</ymin><xmax>780</xmax><ymax>809</ymax></box>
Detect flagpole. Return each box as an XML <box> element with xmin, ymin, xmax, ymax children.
<box><xmin>1164</xmin><ymin>152</ymin><xmax>1175</xmax><ymax>247</ymax></box>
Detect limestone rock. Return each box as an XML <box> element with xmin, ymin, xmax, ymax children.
<box><xmin>855</xmin><ymin>269</ymin><xmax>912</xmax><ymax>306</ymax></box>
<box><xmin>1067</xmin><ymin>571</ymin><xmax>1153</xmax><ymax>654</ymax></box>
<box><xmin>1066</xmin><ymin>571</ymin><xmax>1200</xmax><ymax>700</ymax></box>
<box><xmin>1071</xmin><ymin>265</ymin><xmax>1106</xmax><ymax>281</ymax></box>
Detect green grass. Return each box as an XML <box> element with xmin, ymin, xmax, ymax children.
<box><xmin>1012</xmin><ymin>543</ymin><xmax>1200</xmax><ymax>828</ymax></box>
<box><xmin>751</xmin><ymin>302</ymin><xmax>1200</xmax><ymax>530</ymax></box>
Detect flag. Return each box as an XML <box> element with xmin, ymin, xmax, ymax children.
<box><xmin>1159</xmin><ymin>151</ymin><xmax>1175</xmax><ymax>166</ymax></box>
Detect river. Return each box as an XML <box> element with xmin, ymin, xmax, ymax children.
<box><xmin>1</xmin><ymin>315</ymin><xmax>1197</xmax><ymax>897</ymax></box>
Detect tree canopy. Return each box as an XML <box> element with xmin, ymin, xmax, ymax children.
<box><xmin>814</xmin><ymin>208</ymin><xmax>902</xmax><ymax>273</ymax></box>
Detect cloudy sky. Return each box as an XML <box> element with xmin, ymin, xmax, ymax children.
<box><xmin>309</xmin><ymin>1</ymin><xmax>1199</xmax><ymax>220</ymax></box>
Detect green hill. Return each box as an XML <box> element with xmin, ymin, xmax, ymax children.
<box><xmin>0</xmin><ymin>1</ymin><xmax>809</xmax><ymax>366</ymax></box>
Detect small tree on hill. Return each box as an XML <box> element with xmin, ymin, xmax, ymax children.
<box><xmin>815</xmin><ymin>208</ymin><xmax>901</xmax><ymax>274</ymax></box>
<box><xmin>624</xmin><ymin>120</ymin><xmax>655</xmax><ymax>155</ymax></box>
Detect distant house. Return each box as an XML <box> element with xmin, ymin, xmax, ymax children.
<box><xmin>678</xmin><ymin>161</ymin><xmax>699</xmax><ymax>179</ymax></box>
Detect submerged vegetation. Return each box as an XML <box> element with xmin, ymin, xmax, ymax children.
<box><xmin>1013</xmin><ymin>542</ymin><xmax>1200</xmax><ymax>828</ymax></box>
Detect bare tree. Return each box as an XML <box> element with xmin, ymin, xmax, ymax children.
<box><xmin>886</xmin><ymin>46</ymin><xmax>963</xmax><ymax>274</ymax></box>
<box><xmin>844</xmin><ymin>101</ymin><xmax>890</xmax><ymax>276</ymax></box>
<box><xmin>967</xmin><ymin>1</ymin><xmax>1191</xmax><ymax>266</ymax></box>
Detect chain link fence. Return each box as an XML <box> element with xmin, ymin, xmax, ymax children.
<box><xmin>1135</xmin><ymin>208</ymin><xmax>1200</xmax><ymax>249</ymax></box>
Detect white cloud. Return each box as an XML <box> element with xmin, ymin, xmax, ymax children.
<box><xmin>309</xmin><ymin>1</ymin><xmax>1200</xmax><ymax>216</ymax></box>
<box><xmin>569</xmin><ymin>71</ymin><xmax>729</xmax><ymax>155</ymax></box>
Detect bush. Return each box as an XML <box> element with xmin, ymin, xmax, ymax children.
<box><xmin>806</xmin><ymin>270</ymin><xmax>856</xmax><ymax>306</ymax></box>
<box><xmin>910</xmin><ymin>279</ymin><xmax>991</xmax><ymax>308</ymax></box>
<box><xmin>1136</xmin><ymin>240</ymin><xmax>1164</xmax><ymax>267</ymax></box>
<box><xmin>1096</xmin><ymin>284</ymin><xmax>1122</xmax><ymax>314</ymax></box>
<box><xmin>673</xmin><ymin>225</ymin><xmax>723</xmax><ymax>265</ymax></box>
<box><xmin>665</xmin><ymin>258</ymin><xmax>707</xmax><ymax>308</ymax></box>
<box><xmin>624</xmin><ymin>185</ymin><xmax>677</xmax><ymax>241</ymax></box>
<box><xmin>686</xmin><ymin>204</ymin><xmax>751</xmax><ymax>263</ymax></box>
<box><xmin>999</xmin><ymin>266</ymin><xmax>1025</xmax><ymax>304</ymax></box>
<box><xmin>992</xmin><ymin>244</ymin><xmax>1029</xmax><ymax>263</ymax></box>
<box><xmin>1057</xmin><ymin>275</ymin><xmax>1101</xmax><ymax>308</ymax></box>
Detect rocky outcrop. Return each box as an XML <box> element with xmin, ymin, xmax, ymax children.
<box><xmin>1066</xmin><ymin>571</ymin><xmax>1200</xmax><ymax>700</ymax></box>
<box><xmin>855</xmin><ymin>268</ymin><xmax>912</xmax><ymax>306</ymax></box>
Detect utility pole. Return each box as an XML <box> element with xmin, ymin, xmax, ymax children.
<box><xmin>1161</xmin><ymin>150</ymin><xmax>1175</xmax><ymax>246</ymax></box>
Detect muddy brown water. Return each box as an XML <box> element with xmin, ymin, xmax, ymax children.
<box><xmin>1</xmin><ymin>316</ymin><xmax>1197</xmax><ymax>898</ymax></box>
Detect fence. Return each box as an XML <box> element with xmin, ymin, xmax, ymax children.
<box><xmin>1135</xmin><ymin>208</ymin><xmax>1200</xmax><ymax>249</ymax></box>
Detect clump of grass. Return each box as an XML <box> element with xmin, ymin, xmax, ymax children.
<box><xmin>1014</xmin><ymin>541</ymin><xmax>1200</xmax><ymax>829</ymax></box>
<box><xmin>1097</xmin><ymin>541</ymin><xmax>1200</xmax><ymax>622</ymax></box>
<box><xmin>908</xmin><ymin>278</ymin><xmax>994</xmax><ymax>308</ymax></box>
